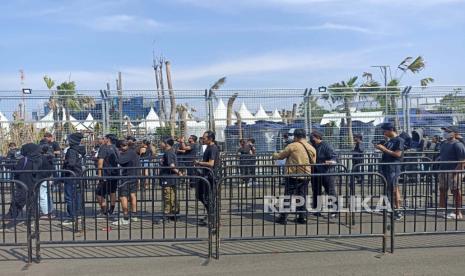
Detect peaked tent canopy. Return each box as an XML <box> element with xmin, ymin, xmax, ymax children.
<box><xmin>238</xmin><ymin>103</ymin><xmax>256</xmax><ymax>124</ymax></box>
<box><xmin>138</xmin><ymin>107</ymin><xmax>160</xmax><ymax>132</ymax></box>
<box><xmin>254</xmin><ymin>104</ymin><xmax>270</xmax><ymax>121</ymax></box>
<box><xmin>0</xmin><ymin>111</ymin><xmax>9</xmax><ymax>132</ymax></box>
<box><xmin>271</xmin><ymin>109</ymin><xmax>282</xmax><ymax>122</ymax></box>
<box><xmin>214</xmin><ymin>99</ymin><xmax>236</xmax><ymax>126</ymax></box>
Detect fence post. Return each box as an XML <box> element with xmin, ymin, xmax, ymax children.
<box><xmin>99</xmin><ymin>90</ymin><xmax>107</xmax><ymax>134</ymax></box>
<box><xmin>402</xmin><ymin>86</ymin><xmax>412</xmax><ymax>134</ymax></box>
<box><xmin>303</xmin><ymin>88</ymin><xmax>309</xmax><ymax>136</ymax></box>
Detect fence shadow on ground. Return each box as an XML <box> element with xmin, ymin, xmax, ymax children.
<box><xmin>0</xmin><ymin>242</ymin><xmax>209</xmax><ymax>262</ymax></box>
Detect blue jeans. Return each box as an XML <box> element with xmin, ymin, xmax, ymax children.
<box><xmin>39</xmin><ymin>181</ymin><xmax>54</xmax><ymax>215</ymax></box>
<box><xmin>64</xmin><ymin>179</ymin><xmax>82</xmax><ymax>219</ymax></box>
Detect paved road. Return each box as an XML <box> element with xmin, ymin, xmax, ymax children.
<box><xmin>2</xmin><ymin>234</ymin><xmax>465</xmax><ymax>276</ymax></box>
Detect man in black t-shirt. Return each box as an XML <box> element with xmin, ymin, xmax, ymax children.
<box><xmin>96</xmin><ymin>134</ymin><xmax>119</xmax><ymax>216</ymax></box>
<box><xmin>194</xmin><ymin>131</ymin><xmax>220</xmax><ymax>226</ymax></box>
<box><xmin>352</xmin><ymin>134</ymin><xmax>364</xmax><ymax>184</ymax></box>
<box><xmin>177</xmin><ymin>135</ymin><xmax>200</xmax><ymax>187</ymax></box>
<box><xmin>112</xmin><ymin>140</ymin><xmax>141</xmax><ymax>226</ymax></box>
<box><xmin>237</xmin><ymin>139</ymin><xmax>253</xmax><ymax>187</ymax></box>
<box><xmin>158</xmin><ymin>137</ymin><xmax>183</xmax><ymax>223</ymax></box>
<box><xmin>376</xmin><ymin>123</ymin><xmax>405</xmax><ymax>220</ymax></box>
<box><xmin>40</xmin><ymin>132</ymin><xmax>61</xmax><ymax>156</ymax></box>
<box><xmin>438</xmin><ymin>126</ymin><xmax>465</xmax><ymax>220</ymax></box>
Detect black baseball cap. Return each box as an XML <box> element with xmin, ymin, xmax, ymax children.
<box><xmin>441</xmin><ymin>126</ymin><xmax>460</xmax><ymax>133</ymax></box>
<box><xmin>380</xmin><ymin>123</ymin><xmax>395</xmax><ymax>131</ymax></box>
<box><xmin>311</xmin><ymin>130</ymin><xmax>324</xmax><ymax>139</ymax></box>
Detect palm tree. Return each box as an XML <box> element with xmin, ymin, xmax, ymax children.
<box><xmin>328</xmin><ymin>76</ymin><xmax>358</xmax><ymax>147</ymax></box>
<box><xmin>364</xmin><ymin>56</ymin><xmax>433</xmax><ymax>130</ymax></box>
<box><xmin>43</xmin><ymin>75</ymin><xmax>62</xmax><ymax>138</ymax></box>
<box><xmin>55</xmin><ymin>81</ymin><xmax>96</xmax><ymax>139</ymax></box>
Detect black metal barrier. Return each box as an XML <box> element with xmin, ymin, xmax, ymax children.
<box><xmin>214</xmin><ymin>166</ymin><xmax>392</xmax><ymax>259</ymax></box>
<box><xmin>30</xmin><ymin>173</ymin><xmax>215</xmax><ymax>262</ymax></box>
<box><xmin>391</xmin><ymin>169</ymin><xmax>465</xmax><ymax>252</ymax></box>
<box><xmin>4</xmin><ymin>159</ymin><xmax>465</xmax><ymax>263</ymax></box>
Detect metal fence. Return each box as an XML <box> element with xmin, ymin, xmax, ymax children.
<box><xmin>1</xmin><ymin>86</ymin><xmax>465</xmax><ymax>154</ymax></box>
<box><xmin>3</xmin><ymin>158</ymin><xmax>465</xmax><ymax>263</ymax></box>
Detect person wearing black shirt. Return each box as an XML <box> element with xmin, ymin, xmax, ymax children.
<box><xmin>194</xmin><ymin>131</ymin><xmax>220</xmax><ymax>226</ymax></box>
<box><xmin>96</xmin><ymin>134</ymin><xmax>119</xmax><ymax>216</ymax></box>
<box><xmin>247</xmin><ymin>138</ymin><xmax>257</xmax><ymax>185</ymax></box>
<box><xmin>61</xmin><ymin>133</ymin><xmax>86</xmax><ymax>226</ymax></box>
<box><xmin>4</xmin><ymin>143</ymin><xmax>42</xmax><ymax>229</ymax></box>
<box><xmin>438</xmin><ymin>126</ymin><xmax>465</xmax><ymax>220</ymax></box>
<box><xmin>178</xmin><ymin>135</ymin><xmax>200</xmax><ymax>187</ymax></box>
<box><xmin>159</xmin><ymin>137</ymin><xmax>182</xmax><ymax>222</ymax></box>
<box><xmin>237</xmin><ymin>139</ymin><xmax>254</xmax><ymax>187</ymax></box>
<box><xmin>139</xmin><ymin>139</ymin><xmax>153</xmax><ymax>190</ymax></box>
<box><xmin>376</xmin><ymin>123</ymin><xmax>405</xmax><ymax>220</ymax></box>
<box><xmin>112</xmin><ymin>140</ymin><xmax>141</xmax><ymax>226</ymax></box>
<box><xmin>40</xmin><ymin>132</ymin><xmax>61</xmax><ymax>157</ymax></box>
<box><xmin>352</xmin><ymin>134</ymin><xmax>365</xmax><ymax>185</ymax></box>
<box><xmin>6</xmin><ymin>142</ymin><xmax>20</xmax><ymax>160</ymax></box>
<box><xmin>310</xmin><ymin>130</ymin><xmax>338</xmax><ymax>218</ymax></box>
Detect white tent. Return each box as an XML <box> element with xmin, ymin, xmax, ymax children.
<box><xmin>254</xmin><ymin>104</ymin><xmax>270</xmax><ymax>121</ymax></box>
<box><xmin>214</xmin><ymin>99</ymin><xmax>239</xmax><ymax>142</ymax></box>
<box><xmin>238</xmin><ymin>103</ymin><xmax>256</xmax><ymax>124</ymax></box>
<box><xmin>320</xmin><ymin>111</ymin><xmax>384</xmax><ymax>127</ymax></box>
<box><xmin>35</xmin><ymin>110</ymin><xmax>55</xmax><ymax>130</ymax></box>
<box><xmin>138</xmin><ymin>107</ymin><xmax>160</xmax><ymax>132</ymax></box>
<box><xmin>83</xmin><ymin>113</ymin><xmax>95</xmax><ymax>129</ymax></box>
<box><xmin>213</xmin><ymin>99</ymin><xmax>236</xmax><ymax>126</ymax></box>
<box><xmin>271</xmin><ymin>109</ymin><xmax>282</xmax><ymax>122</ymax></box>
<box><xmin>0</xmin><ymin>111</ymin><xmax>10</xmax><ymax>132</ymax></box>
<box><xmin>36</xmin><ymin>108</ymin><xmax>89</xmax><ymax>131</ymax></box>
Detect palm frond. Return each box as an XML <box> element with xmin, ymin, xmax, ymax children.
<box><xmin>407</xmin><ymin>56</ymin><xmax>425</xmax><ymax>74</ymax></box>
<box><xmin>398</xmin><ymin>56</ymin><xmax>413</xmax><ymax>71</ymax></box>
<box><xmin>420</xmin><ymin>77</ymin><xmax>434</xmax><ymax>87</ymax></box>
<box><xmin>210</xmin><ymin>77</ymin><xmax>227</xmax><ymax>90</ymax></box>
<box><xmin>362</xmin><ymin>72</ymin><xmax>372</xmax><ymax>81</ymax></box>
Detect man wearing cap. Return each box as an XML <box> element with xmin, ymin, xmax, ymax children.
<box><xmin>61</xmin><ymin>133</ymin><xmax>86</xmax><ymax>226</ymax></box>
<box><xmin>309</xmin><ymin>130</ymin><xmax>338</xmax><ymax>218</ymax></box>
<box><xmin>438</xmin><ymin>126</ymin><xmax>465</xmax><ymax>219</ymax></box>
<box><xmin>375</xmin><ymin>123</ymin><xmax>404</xmax><ymax>220</ymax></box>
<box><xmin>272</xmin><ymin>128</ymin><xmax>316</xmax><ymax>224</ymax></box>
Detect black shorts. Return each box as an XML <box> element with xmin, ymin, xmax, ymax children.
<box><xmin>96</xmin><ymin>179</ymin><xmax>118</xmax><ymax>197</ymax></box>
<box><xmin>118</xmin><ymin>181</ymin><xmax>137</xmax><ymax>197</ymax></box>
<box><xmin>380</xmin><ymin>165</ymin><xmax>401</xmax><ymax>188</ymax></box>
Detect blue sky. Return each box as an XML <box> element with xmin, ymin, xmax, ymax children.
<box><xmin>0</xmin><ymin>0</ymin><xmax>464</xmax><ymax>90</ymax></box>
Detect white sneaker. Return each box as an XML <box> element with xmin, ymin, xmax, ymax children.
<box><xmin>130</xmin><ymin>217</ymin><xmax>139</xmax><ymax>222</ymax></box>
<box><xmin>112</xmin><ymin>218</ymin><xmax>129</xmax><ymax>226</ymax></box>
<box><xmin>446</xmin><ymin>213</ymin><xmax>463</xmax><ymax>220</ymax></box>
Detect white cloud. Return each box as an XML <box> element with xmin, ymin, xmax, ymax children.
<box><xmin>85</xmin><ymin>14</ymin><xmax>161</xmax><ymax>32</ymax></box>
<box><xmin>297</xmin><ymin>23</ymin><xmax>374</xmax><ymax>34</ymax></box>
<box><xmin>173</xmin><ymin>50</ymin><xmax>367</xmax><ymax>81</ymax></box>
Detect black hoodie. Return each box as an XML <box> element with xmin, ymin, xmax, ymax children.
<box><xmin>63</xmin><ymin>144</ymin><xmax>86</xmax><ymax>176</ymax></box>
<box><xmin>14</xmin><ymin>143</ymin><xmax>43</xmax><ymax>189</ymax></box>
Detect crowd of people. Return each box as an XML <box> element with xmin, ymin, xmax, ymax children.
<box><xmin>1</xmin><ymin>131</ymin><xmax>221</xmax><ymax>229</ymax></box>
<box><xmin>2</xmin><ymin>122</ymin><xmax>465</xmax><ymax>230</ymax></box>
<box><xmin>270</xmin><ymin>123</ymin><xmax>465</xmax><ymax>224</ymax></box>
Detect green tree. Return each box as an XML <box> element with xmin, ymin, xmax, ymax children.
<box><xmin>438</xmin><ymin>88</ymin><xmax>465</xmax><ymax>120</ymax></box>
<box><xmin>365</xmin><ymin>56</ymin><xmax>434</xmax><ymax>130</ymax></box>
<box><xmin>298</xmin><ymin>96</ymin><xmax>330</xmax><ymax>124</ymax></box>
<box><xmin>327</xmin><ymin>76</ymin><xmax>358</xmax><ymax>147</ymax></box>
<box><xmin>55</xmin><ymin>81</ymin><xmax>96</xmax><ymax>140</ymax></box>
